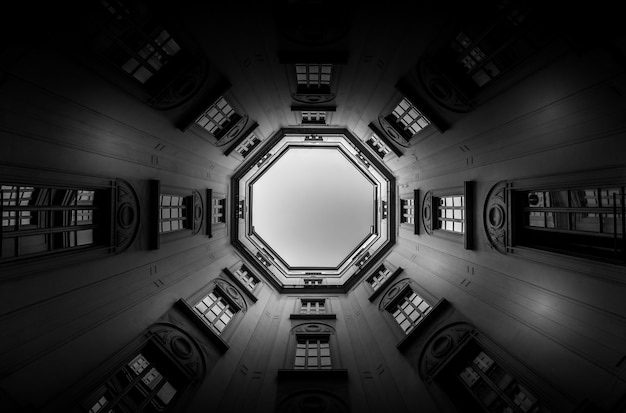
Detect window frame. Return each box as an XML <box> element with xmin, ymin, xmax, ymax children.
<box><xmin>378</xmin><ymin>278</ymin><xmax>445</xmax><ymax>348</ymax></box>
<box><xmin>418</xmin><ymin>325</ymin><xmax>558</xmax><ymax>413</ymax></box>
<box><xmin>294</xmin><ymin>336</ymin><xmax>333</xmax><ymax>370</ymax></box>
<box><xmin>80</xmin><ymin>0</ymin><xmax>205</xmax><ymax>110</ymax></box>
<box><xmin>365</xmin><ymin>264</ymin><xmax>404</xmax><ymax>302</ymax></box>
<box><xmin>176</xmin><ymin>279</ymin><xmax>248</xmax><ymax>352</ymax></box>
<box><xmin>1</xmin><ymin>183</ymin><xmax>112</xmax><ymax>263</ymax></box>
<box><xmin>284</xmin><ymin>323</ymin><xmax>341</xmax><ymax>372</ymax></box>
<box><xmin>386</xmin><ymin>97</ymin><xmax>432</xmax><ymax>141</ymax></box>
<box><xmin>513</xmin><ymin>186</ymin><xmax>625</xmax><ymax>265</ymax></box>
<box><xmin>207</xmin><ymin>188</ymin><xmax>227</xmax><ymax>238</ymax></box>
<box><xmin>223</xmin><ymin>261</ymin><xmax>261</xmax><ymax>302</ymax></box>
<box><xmin>295</xmin><ymin>63</ymin><xmax>333</xmax><ymax>95</ymax></box>
<box><xmin>400</xmin><ymin>189</ymin><xmax>420</xmax><ymax>235</ymax></box>
<box><xmin>151</xmin><ymin>180</ymin><xmax>203</xmax><ymax>249</ymax></box>
<box><xmin>194</xmin><ymin>95</ymin><xmax>242</xmax><ymax>139</ymax></box>
<box><xmin>484</xmin><ymin>173</ymin><xmax>626</xmax><ymax>271</ymax></box>
<box><xmin>74</xmin><ymin>325</ymin><xmax>204</xmax><ymax>413</ymax></box>
<box><xmin>423</xmin><ymin>181</ymin><xmax>474</xmax><ymax>249</ymax></box>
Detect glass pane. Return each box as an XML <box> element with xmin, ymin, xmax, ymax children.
<box><xmin>602</xmin><ymin>214</ymin><xmax>623</xmax><ymax>235</ymax></box>
<box><xmin>156</xmin><ymin>381</ymin><xmax>177</xmax><ymax>405</ymax></box>
<box><xmin>572</xmin><ymin>213</ymin><xmax>600</xmax><ymax>232</ymax></box>
<box><xmin>546</xmin><ymin>190</ymin><xmax>569</xmax><ymax>207</ymax></box>
<box><xmin>133</xmin><ymin>66</ymin><xmax>153</xmax><ymax>83</ymax></box>
<box><xmin>195</xmin><ymin>302</ymin><xmax>208</xmax><ymax>314</ymax></box>
<box><xmin>546</xmin><ymin>212</ymin><xmax>568</xmax><ymax>230</ymax></box>
<box><xmin>527</xmin><ymin>211</ymin><xmax>545</xmax><ymax>227</ymax></box>
<box><xmin>76</xmin><ymin>229</ymin><xmax>93</xmax><ymax>246</ymax></box>
<box><xmin>601</xmin><ymin>188</ymin><xmax>622</xmax><ymax>207</ymax></box>
<box><xmin>20</xmin><ymin>234</ymin><xmax>48</xmax><ymax>255</ymax></box>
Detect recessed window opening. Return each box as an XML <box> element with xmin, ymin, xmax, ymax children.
<box><xmin>437</xmin><ymin>195</ymin><xmax>465</xmax><ymax>233</ymax></box>
<box><xmin>2</xmin><ymin>185</ymin><xmax>101</xmax><ymax>259</ymax></box>
<box><xmin>294</xmin><ymin>337</ymin><xmax>331</xmax><ymax>369</ymax></box>
<box><xmin>391</xmin><ymin>289</ymin><xmax>432</xmax><ymax>333</ymax></box>
<box><xmin>401</xmin><ymin>198</ymin><xmax>415</xmax><ymax>224</ymax></box>
<box><xmin>392</xmin><ymin>98</ymin><xmax>430</xmax><ymax>135</ymax></box>
<box><xmin>195</xmin><ymin>97</ymin><xmax>236</xmax><ymax>135</ymax></box>
<box><xmin>296</xmin><ymin>64</ymin><xmax>332</xmax><ymax>87</ymax></box>
<box><xmin>95</xmin><ymin>0</ymin><xmax>182</xmax><ymax>84</ymax></box>
<box><xmin>515</xmin><ymin>186</ymin><xmax>625</xmax><ymax>262</ymax></box>
<box><xmin>194</xmin><ymin>290</ymin><xmax>237</xmax><ymax>334</ymax></box>
<box><xmin>159</xmin><ymin>194</ymin><xmax>187</xmax><ymax>233</ymax></box>
<box><xmin>212</xmin><ymin>198</ymin><xmax>226</xmax><ymax>224</ymax></box>
<box><xmin>369</xmin><ymin>265</ymin><xmax>392</xmax><ymax>290</ymax></box>
<box><xmin>300</xmin><ymin>299</ymin><xmax>326</xmax><ymax>314</ymax></box>
<box><xmin>235</xmin><ymin>265</ymin><xmax>258</xmax><ymax>291</ymax></box>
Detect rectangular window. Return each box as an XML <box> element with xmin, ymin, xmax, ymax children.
<box><xmin>400</xmin><ymin>198</ymin><xmax>415</xmax><ymax>224</ymax></box>
<box><xmin>366</xmin><ymin>134</ymin><xmax>391</xmax><ymax>158</ymax></box>
<box><xmin>83</xmin><ymin>347</ymin><xmax>180</xmax><ymax>413</ymax></box>
<box><xmin>235</xmin><ymin>265</ymin><xmax>258</xmax><ymax>291</ymax></box>
<box><xmin>300</xmin><ymin>299</ymin><xmax>326</xmax><ymax>314</ymax></box>
<box><xmin>1</xmin><ymin>185</ymin><xmax>101</xmax><ymax>260</ymax></box>
<box><xmin>193</xmin><ymin>290</ymin><xmax>237</xmax><ymax>334</ymax></box>
<box><xmin>195</xmin><ymin>97</ymin><xmax>237</xmax><ymax>135</ymax></box>
<box><xmin>449</xmin><ymin>2</ymin><xmax>538</xmax><ymax>89</ymax></box>
<box><xmin>296</xmin><ymin>64</ymin><xmax>332</xmax><ymax>87</ymax></box>
<box><xmin>93</xmin><ymin>0</ymin><xmax>182</xmax><ymax>84</ymax></box>
<box><xmin>159</xmin><ymin>194</ymin><xmax>187</xmax><ymax>233</ymax></box>
<box><xmin>457</xmin><ymin>350</ymin><xmax>548</xmax><ymax>412</ymax></box>
<box><xmin>437</xmin><ymin>195</ymin><xmax>465</xmax><ymax>233</ymax></box>
<box><xmin>391</xmin><ymin>98</ymin><xmax>430</xmax><ymax>136</ymax></box>
<box><xmin>304</xmin><ymin>279</ymin><xmax>322</xmax><ymax>286</ymax></box>
<box><xmin>212</xmin><ymin>198</ymin><xmax>226</xmax><ymax>224</ymax></box>
<box><xmin>515</xmin><ymin>187</ymin><xmax>625</xmax><ymax>263</ymax></box>
<box><xmin>368</xmin><ymin>265</ymin><xmax>392</xmax><ymax>290</ymax></box>
<box><xmin>391</xmin><ymin>289</ymin><xmax>432</xmax><ymax>333</ymax></box>
<box><xmin>235</xmin><ymin>134</ymin><xmax>261</xmax><ymax>158</ymax></box>
<box><xmin>301</xmin><ymin>111</ymin><xmax>326</xmax><ymax>125</ymax></box>
<box><xmin>294</xmin><ymin>337</ymin><xmax>331</xmax><ymax>369</ymax></box>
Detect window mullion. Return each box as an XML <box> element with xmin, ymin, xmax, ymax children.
<box><xmin>3</xmin><ymin>224</ymin><xmax>98</xmax><ymax>237</ymax></box>
<box><xmin>133</xmin><ymin>369</ymin><xmax>169</xmax><ymax>413</ymax></box>
<box><xmin>102</xmin><ymin>361</ymin><xmax>152</xmax><ymax>411</ymax></box>
<box><xmin>99</xmin><ymin>30</ymin><xmax>160</xmax><ymax>76</ymax></box>
<box><xmin>469</xmin><ymin>363</ymin><xmax>526</xmax><ymax>413</ymax></box>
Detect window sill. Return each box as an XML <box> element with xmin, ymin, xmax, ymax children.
<box><xmin>289</xmin><ymin>314</ymin><xmax>337</xmax><ymax>320</ymax></box>
<box><xmin>396</xmin><ymin>298</ymin><xmax>449</xmax><ymax>352</ymax></box>
<box><xmin>277</xmin><ymin>369</ymin><xmax>348</xmax><ymax>381</ymax></box>
<box><xmin>176</xmin><ymin>298</ymin><xmax>229</xmax><ymax>353</ymax></box>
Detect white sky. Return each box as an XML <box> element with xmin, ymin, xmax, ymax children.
<box><xmin>252</xmin><ymin>148</ymin><xmax>373</xmax><ymax>267</ymax></box>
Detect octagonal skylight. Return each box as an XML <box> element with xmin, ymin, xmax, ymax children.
<box><xmin>251</xmin><ymin>147</ymin><xmax>375</xmax><ymax>268</ymax></box>
<box><xmin>231</xmin><ymin>128</ymin><xmax>396</xmax><ymax>289</ymax></box>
